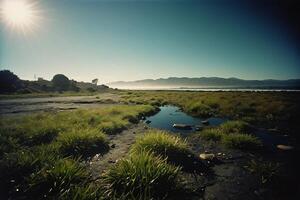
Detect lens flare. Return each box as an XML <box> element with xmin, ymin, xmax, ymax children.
<box><xmin>0</xmin><ymin>0</ymin><xmax>41</xmax><ymax>33</ymax></box>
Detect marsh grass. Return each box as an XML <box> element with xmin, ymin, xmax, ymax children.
<box><xmin>25</xmin><ymin>158</ymin><xmax>89</xmax><ymax>199</ymax></box>
<box><xmin>222</xmin><ymin>133</ymin><xmax>262</xmax><ymax>150</ymax></box>
<box><xmin>130</xmin><ymin>131</ymin><xmax>208</xmax><ymax>173</ymax></box>
<box><xmin>245</xmin><ymin>159</ymin><xmax>280</xmax><ymax>184</ymax></box>
<box><xmin>119</xmin><ymin>91</ymin><xmax>300</xmax><ymax>129</ymax></box>
<box><xmin>0</xmin><ymin>105</ymin><xmax>156</xmax><ymax>199</ymax></box>
<box><xmin>103</xmin><ymin>151</ymin><xmax>180</xmax><ymax>199</ymax></box>
<box><xmin>57</xmin><ymin>128</ymin><xmax>109</xmax><ymax>158</ymax></box>
<box><xmin>199</xmin><ymin>120</ymin><xmax>262</xmax><ymax>150</ymax></box>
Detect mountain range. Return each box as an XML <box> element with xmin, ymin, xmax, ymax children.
<box><xmin>107</xmin><ymin>77</ymin><xmax>300</xmax><ymax>89</ymax></box>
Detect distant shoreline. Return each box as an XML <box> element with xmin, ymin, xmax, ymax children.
<box><xmin>112</xmin><ymin>87</ymin><xmax>300</xmax><ymax>92</ymax></box>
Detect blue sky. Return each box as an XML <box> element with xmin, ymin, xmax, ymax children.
<box><xmin>1</xmin><ymin>0</ymin><xmax>299</xmax><ymax>83</ymax></box>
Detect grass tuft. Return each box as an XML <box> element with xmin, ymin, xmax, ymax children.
<box><xmin>57</xmin><ymin>128</ymin><xmax>109</xmax><ymax>158</ymax></box>
<box><xmin>103</xmin><ymin>151</ymin><xmax>180</xmax><ymax>199</ymax></box>
<box><xmin>130</xmin><ymin>130</ymin><xmax>208</xmax><ymax>173</ymax></box>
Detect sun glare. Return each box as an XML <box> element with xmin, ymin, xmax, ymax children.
<box><xmin>0</xmin><ymin>0</ymin><xmax>40</xmax><ymax>33</ymax></box>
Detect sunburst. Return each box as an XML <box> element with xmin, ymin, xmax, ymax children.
<box><xmin>0</xmin><ymin>0</ymin><xmax>41</xmax><ymax>33</ymax></box>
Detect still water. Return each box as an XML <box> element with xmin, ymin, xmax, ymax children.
<box><xmin>144</xmin><ymin>106</ymin><xmax>226</xmax><ymax>134</ymax></box>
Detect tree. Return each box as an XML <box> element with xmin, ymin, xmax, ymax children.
<box><xmin>92</xmin><ymin>78</ymin><xmax>98</xmax><ymax>85</ymax></box>
<box><xmin>0</xmin><ymin>70</ymin><xmax>22</xmax><ymax>93</ymax></box>
<box><xmin>51</xmin><ymin>74</ymin><xmax>70</xmax><ymax>91</ymax></box>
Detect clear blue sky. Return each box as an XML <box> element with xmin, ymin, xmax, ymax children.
<box><xmin>1</xmin><ymin>0</ymin><xmax>299</xmax><ymax>83</ymax></box>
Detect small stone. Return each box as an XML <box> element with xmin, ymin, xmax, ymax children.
<box><xmin>108</xmin><ymin>160</ymin><xmax>115</xmax><ymax>163</ymax></box>
<box><xmin>111</xmin><ymin>144</ymin><xmax>116</xmax><ymax>148</ymax></box>
<box><xmin>133</xmin><ymin>131</ymin><xmax>136</xmax><ymax>134</ymax></box>
<box><xmin>217</xmin><ymin>152</ymin><xmax>222</xmax><ymax>156</ymax></box>
<box><xmin>187</xmin><ymin>154</ymin><xmax>192</xmax><ymax>158</ymax></box>
<box><xmin>199</xmin><ymin>153</ymin><xmax>215</xmax><ymax>160</ymax></box>
<box><xmin>277</xmin><ymin>144</ymin><xmax>294</xmax><ymax>150</ymax></box>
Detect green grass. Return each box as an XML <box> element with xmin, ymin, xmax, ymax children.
<box><xmin>57</xmin><ymin>128</ymin><xmax>109</xmax><ymax>158</ymax></box>
<box><xmin>199</xmin><ymin>128</ymin><xmax>223</xmax><ymax>142</ymax></box>
<box><xmin>103</xmin><ymin>151</ymin><xmax>180</xmax><ymax>199</ymax></box>
<box><xmin>0</xmin><ymin>104</ymin><xmax>156</xmax><ymax>199</ymax></box>
<box><xmin>130</xmin><ymin>130</ymin><xmax>207</xmax><ymax>172</ymax></box>
<box><xmin>198</xmin><ymin>120</ymin><xmax>262</xmax><ymax>150</ymax></box>
<box><xmin>26</xmin><ymin>158</ymin><xmax>89</xmax><ymax>199</ymax></box>
<box><xmin>119</xmin><ymin>91</ymin><xmax>300</xmax><ymax>130</ymax></box>
<box><xmin>219</xmin><ymin>120</ymin><xmax>251</xmax><ymax>134</ymax></box>
<box><xmin>222</xmin><ymin>133</ymin><xmax>262</xmax><ymax>150</ymax></box>
<box><xmin>245</xmin><ymin>159</ymin><xmax>280</xmax><ymax>184</ymax></box>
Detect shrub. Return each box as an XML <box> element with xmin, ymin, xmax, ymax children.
<box><xmin>103</xmin><ymin>151</ymin><xmax>180</xmax><ymax>199</ymax></box>
<box><xmin>222</xmin><ymin>133</ymin><xmax>262</xmax><ymax>150</ymax></box>
<box><xmin>58</xmin><ymin>129</ymin><xmax>108</xmax><ymax>158</ymax></box>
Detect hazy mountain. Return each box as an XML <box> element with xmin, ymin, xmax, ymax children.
<box><xmin>108</xmin><ymin>77</ymin><xmax>300</xmax><ymax>89</ymax></box>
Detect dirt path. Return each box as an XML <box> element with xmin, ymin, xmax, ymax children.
<box><xmin>0</xmin><ymin>93</ymin><xmax>120</xmax><ymax>116</ymax></box>
<box><xmin>88</xmin><ymin>123</ymin><xmax>148</xmax><ymax>179</ymax></box>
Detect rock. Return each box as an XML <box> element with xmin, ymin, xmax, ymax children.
<box><xmin>201</xmin><ymin>120</ymin><xmax>210</xmax><ymax>125</ymax></box>
<box><xmin>277</xmin><ymin>144</ymin><xmax>294</xmax><ymax>150</ymax></box>
<box><xmin>145</xmin><ymin>120</ymin><xmax>151</xmax><ymax>124</ymax></box>
<box><xmin>111</xmin><ymin>144</ymin><xmax>116</xmax><ymax>148</ymax></box>
<box><xmin>217</xmin><ymin>152</ymin><xmax>222</xmax><ymax>156</ymax></box>
<box><xmin>199</xmin><ymin>153</ymin><xmax>215</xmax><ymax>160</ymax></box>
<box><xmin>195</xmin><ymin>125</ymin><xmax>203</xmax><ymax>131</ymax></box>
<box><xmin>173</xmin><ymin>124</ymin><xmax>192</xmax><ymax>130</ymax></box>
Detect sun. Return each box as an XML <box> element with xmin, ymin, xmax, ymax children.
<box><xmin>0</xmin><ymin>0</ymin><xmax>40</xmax><ymax>32</ymax></box>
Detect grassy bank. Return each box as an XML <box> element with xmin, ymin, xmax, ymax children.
<box><xmin>120</xmin><ymin>90</ymin><xmax>300</xmax><ymax>135</ymax></box>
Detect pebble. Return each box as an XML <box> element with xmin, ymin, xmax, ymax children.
<box><xmin>277</xmin><ymin>144</ymin><xmax>294</xmax><ymax>150</ymax></box>
<box><xmin>199</xmin><ymin>153</ymin><xmax>215</xmax><ymax>160</ymax></box>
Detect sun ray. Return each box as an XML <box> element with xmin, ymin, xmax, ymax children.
<box><xmin>0</xmin><ymin>0</ymin><xmax>41</xmax><ymax>33</ymax></box>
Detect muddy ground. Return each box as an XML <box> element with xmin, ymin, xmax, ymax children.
<box><xmin>0</xmin><ymin>93</ymin><xmax>120</xmax><ymax>116</ymax></box>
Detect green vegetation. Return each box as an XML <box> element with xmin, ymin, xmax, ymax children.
<box><xmin>103</xmin><ymin>151</ymin><xmax>180</xmax><ymax>199</ymax></box>
<box><xmin>57</xmin><ymin>129</ymin><xmax>108</xmax><ymax>158</ymax></box>
<box><xmin>130</xmin><ymin>130</ymin><xmax>206</xmax><ymax>172</ymax></box>
<box><xmin>119</xmin><ymin>91</ymin><xmax>300</xmax><ymax>131</ymax></box>
<box><xmin>222</xmin><ymin>133</ymin><xmax>262</xmax><ymax>150</ymax></box>
<box><xmin>0</xmin><ymin>105</ymin><xmax>156</xmax><ymax>199</ymax></box>
<box><xmin>198</xmin><ymin>120</ymin><xmax>262</xmax><ymax>150</ymax></box>
<box><xmin>245</xmin><ymin>159</ymin><xmax>280</xmax><ymax>184</ymax></box>
<box><xmin>0</xmin><ymin>70</ymin><xmax>109</xmax><ymax>95</ymax></box>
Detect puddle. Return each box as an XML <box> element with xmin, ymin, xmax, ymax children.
<box><xmin>144</xmin><ymin>105</ymin><xmax>227</xmax><ymax>134</ymax></box>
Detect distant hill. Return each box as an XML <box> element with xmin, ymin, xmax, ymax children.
<box><xmin>0</xmin><ymin>70</ymin><xmax>109</xmax><ymax>94</ymax></box>
<box><xmin>107</xmin><ymin>77</ymin><xmax>300</xmax><ymax>89</ymax></box>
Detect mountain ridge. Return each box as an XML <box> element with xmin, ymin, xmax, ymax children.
<box><xmin>107</xmin><ymin>77</ymin><xmax>300</xmax><ymax>89</ymax></box>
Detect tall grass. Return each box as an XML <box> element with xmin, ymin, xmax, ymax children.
<box><xmin>103</xmin><ymin>151</ymin><xmax>180</xmax><ymax>199</ymax></box>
